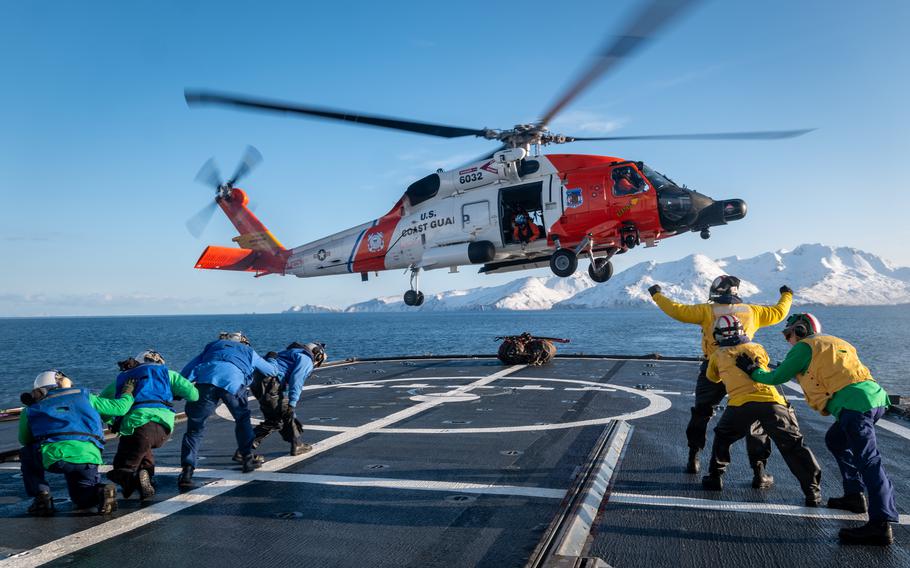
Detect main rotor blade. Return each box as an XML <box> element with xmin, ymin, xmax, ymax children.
<box><xmin>538</xmin><ymin>0</ymin><xmax>700</xmax><ymax>127</ymax></box>
<box><xmin>186</xmin><ymin>89</ymin><xmax>489</xmax><ymax>139</ymax></box>
<box><xmin>568</xmin><ymin>129</ymin><xmax>815</xmax><ymax>141</ymax></box>
<box><xmin>194</xmin><ymin>158</ymin><xmax>223</xmax><ymax>189</ymax></box>
<box><xmin>227</xmin><ymin>145</ymin><xmax>263</xmax><ymax>186</ymax></box>
<box><xmin>186</xmin><ymin>201</ymin><xmax>218</xmax><ymax>238</ymax></box>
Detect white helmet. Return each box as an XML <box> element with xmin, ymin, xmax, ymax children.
<box><xmin>304</xmin><ymin>342</ymin><xmax>327</xmax><ymax>367</ymax></box>
<box><xmin>713</xmin><ymin>315</ymin><xmax>745</xmax><ymax>344</ymax></box>
<box><xmin>135</xmin><ymin>350</ymin><xmax>165</xmax><ymax>364</ymax></box>
<box><xmin>219</xmin><ymin>331</ymin><xmax>250</xmax><ymax>345</ymax></box>
<box><xmin>34</xmin><ymin>370</ymin><xmax>66</xmax><ymax>390</ymax></box>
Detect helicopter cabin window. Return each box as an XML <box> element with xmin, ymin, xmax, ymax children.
<box><xmin>499</xmin><ymin>182</ymin><xmax>545</xmax><ymax>246</ymax></box>
<box><xmin>611</xmin><ymin>166</ymin><xmax>648</xmax><ymax>196</ymax></box>
<box><xmin>405</xmin><ymin>173</ymin><xmax>441</xmax><ymax>207</ymax></box>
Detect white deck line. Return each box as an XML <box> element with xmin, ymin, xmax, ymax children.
<box><xmin>782</xmin><ymin>381</ymin><xmax>910</xmax><ymax>441</ymax></box>
<box><xmin>1</xmin><ymin>365</ymin><xmax>527</xmax><ymax>568</ymax></box>
<box><xmin>610</xmin><ymin>491</ymin><xmax>910</xmax><ymax>525</ymax></box>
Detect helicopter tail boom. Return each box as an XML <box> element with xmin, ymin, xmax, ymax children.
<box><xmin>194</xmin><ymin>245</ymin><xmax>288</xmax><ymax>276</ymax></box>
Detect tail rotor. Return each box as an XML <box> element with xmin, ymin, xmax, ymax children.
<box><xmin>186</xmin><ymin>145</ymin><xmax>262</xmax><ymax>237</ymax></box>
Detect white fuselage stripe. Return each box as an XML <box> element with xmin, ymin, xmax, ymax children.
<box><xmin>609</xmin><ymin>492</ymin><xmax>910</xmax><ymax>525</ymax></box>
<box><xmin>1</xmin><ymin>365</ymin><xmax>527</xmax><ymax>568</ymax></box>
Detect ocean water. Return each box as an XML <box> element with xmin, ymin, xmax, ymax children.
<box><xmin>0</xmin><ymin>306</ymin><xmax>906</xmax><ymax>408</ymax></box>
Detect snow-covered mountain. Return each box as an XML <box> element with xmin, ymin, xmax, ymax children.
<box><xmin>283</xmin><ymin>304</ymin><xmax>342</xmax><ymax>313</ymax></box>
<box><xmin>287</xmin><ymin>244</ymin><xmax>910</xmax><ymax>312</ymax></box>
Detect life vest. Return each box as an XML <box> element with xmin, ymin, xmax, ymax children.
<box><xmin>702</xmin><ymin>303</ymin><xmax>757</xmax><ymax>356</ymax></box>
<box><xmin>797</xmin><ymin>335</ymin><xmax>874</xmax><ymax>414</ymax></box>
<box><xmin>201</xmin><ymin>340</ymin><xmax>253</xmax><ymax>373</ymax></box>
<box><xmin>27</xmin><ymin>388</ymin><xmax>105</xmax><ymax>449</ymax></box>
<box><xmin>116</xmin><ymin>363</ymin><xmax>174</xmax><ymax>412</ymax></box>
<box><xmin>712</xmin><ymin>343</ymin><xmax>785</xmax><ymax>406</ymax></box>
<box><xmin>512</xmin><ymin>221</ymin><xmax>540</xmax><ymax>243</ymax></box>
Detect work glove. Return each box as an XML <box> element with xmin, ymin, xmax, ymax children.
<box><xmin>282</xmin><ymin>405</ymin><xmax>295</xmax><ymax>421</ymax></box>
<box><xmin>265</xmin><ymin>351</ymin><xmax>279</xmax><ymax>360</ymax></box>
<box><xmin>20</xmin><ymin>392</ymin><xmax>35</xmax><ymax>407</ymax></box>
<box><xmin>647</xmin><ymin>284</ymin><xmax>661</xmax><ymax>296</ymax></box>
<box><xmin>121</xmin><ymin>377</ymin><xmax>137</xmax><ymax>396</ymax></box>
<box><xmin>735</xmin><ymin>354</ymin><xmax>760</xmax><ymax>376</ymax></box>
<box><xmin>779</xmin><ymin>285</ymin><xmax>793</xmax><ymax>295</ymax></box>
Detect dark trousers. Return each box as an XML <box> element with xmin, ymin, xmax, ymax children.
<box><xmin>686</xmin><ymin>360</ymin><xmax>771</xmax><ymax>467</ymax></box>
<box><xmin>20</xmin><ymin>444</ymin><xmax>102</xmax><ymax>509</ymax></box>
<box><xmin>825</xmin><ymin>407</ymin><xmax>899</xmax><ymax>522</ymax></box>
<box><xmin>112</xmin><ymin>421</ymin><xmax>170</xmax><ymax>477</ymax></box>
<box><xmin>709</xmin><ymin>402</ymin><xmax>822</xmax><ymax>496</ymax></box>
<box><xmin>252</xmin><ymin>375</ymin><xmax>302</xmax><ymax>445</ymax></box>
<box><xmin>181</xmin><ymin>383</ymin><xmax>254</xmax><ymax>467</ymax></box>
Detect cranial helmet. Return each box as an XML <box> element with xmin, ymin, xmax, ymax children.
<box><xmin>304</xmin><ymin>342</ymin><xmax>327</xmax><ymax>367</ymax></box>
<box><xmin>33</xmin><ymin>370</ymin><xmax>70</xmax><ymax>390</ymax></box>
<box><xmin>713</xmin><ymin>315</ymin><xmax>745</xmax><ymax>345</ymax></box>
<box><xmin>783</xmin><ymin>313</ymin><xmax>821</xmax><ymax>339</ymax></box>
<box><xmin>220</xmin><ymin>331</ymin><xmax>250</xmax><ymax>345</ymax></box>
<box><xmin>709</xmin><ymin>275</ymin><xmax>741</xmax><ymax>301</ymax></box>
<box><xmin>514</xmin><ymin>213</ymin><xmax>527</xmax><ymax>225</ymax></box>
<box><xmin>135</xmin><ymin>350</ymin><xmax>165</xmax><ymax>365</ymax></box>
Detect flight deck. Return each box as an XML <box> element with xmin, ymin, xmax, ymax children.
<box><xmin>0</xmin><ymin>357</ymin><xmax>907</xmax><ymax>567</ymax></box>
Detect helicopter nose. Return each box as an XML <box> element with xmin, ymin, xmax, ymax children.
<box><xmin>691</xmin><ymin>197</ymin><xmax>747</xmax><ymax>229</ymax></box>
<box><xmin>721</xmin><ymin>199</ymin><xmax>747</xmax><ymax>222</ymax></box>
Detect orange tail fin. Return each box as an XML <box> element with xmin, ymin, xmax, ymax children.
<box><xmin>219</xmin><ymin>187</ymin><xmax>285</xmax><ymax>254</ymax></box>
<box><xmin>194</xmin><ymin>246</ymin><xmax>287</xmax><ymax>275</ymax></box>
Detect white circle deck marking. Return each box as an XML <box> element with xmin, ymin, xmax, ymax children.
<box><xmin>215</xmin><ymin>375</ymin><xmax>671</xmax><ymax>432</ymax></box>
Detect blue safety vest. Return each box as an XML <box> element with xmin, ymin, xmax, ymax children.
<box><xmin>273</xmin><ymin>348</ymin><xmax>309</xmax><ymax>383</ymax></box>
<box><xmin>201</xmin><ymin>340</ymin><xmax>254</xmax><ymax>373</ymax></box>
<box><xmin>116</xmin><ymin>363</ymin><xmax>174</xmax><ymax>412</ymax></box>
<box><xmin>27</xmin><ymin>388</ymin><xmax>105</xmax><ymax>449</ymax></box>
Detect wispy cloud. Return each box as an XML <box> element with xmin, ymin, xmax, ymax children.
<box><xmin>550</xmin><ymin>110</ymin><xmax>627</xmax><ymax>135</ymax></box>
<box><xmin>0</xmin><ymin>291</ymin><xmax>280</xmax><ymax>317</ymax></box>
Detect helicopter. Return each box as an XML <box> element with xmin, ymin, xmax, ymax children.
<box><xmin>184</xmin><ymin>0</ymin><xmax>812</xmax><ymax>307</ymax></box>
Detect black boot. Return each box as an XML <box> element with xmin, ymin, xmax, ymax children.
<box><xmin>839</xmin><ymin>521</ymin><xmax>893</xmax><ymax>546</ymax></box>
<box><xmin>828</xmin><ymin>493</ymin><xmax>867</xmax><ymax>514</ymax></box>
<box><xmin>107</xmin><ymin>468</ymin><xmax>137</xmax><ymax>499</ymax></box>
<box><xmin>177</xmin><ymin>465</ymin><xmax>198</xmax><ymax>492</ymax></box>
<box><xmin>241</xmin><ymin>454</ymin><xmax>265</xmax><ymax>473</ymax></box>
<box><xmin>686</xmin><ymin>448</ymin><xmax>700</xmax><ymax>474</ymax></box>
<box><xmin>137</xmin><ymin>469</ymin><xmax>156</xmax><ymax>501</ymax></box>
<box><xmin>804</xmin><ymin>491</ymin><xmax>822</xmax><ymax>507</ymax></box>
<box><xmin>27</xmin><ymin>491</ymin><xmax>55</xmax><ymax>517</ymax></box>
<box><xmin>97</xmin><ymin>483</ymin><xmax>118</xmax><ymax>515</ymax></box>
<box><xmin>701</xmin><ymin>474</ymin><xmax>723</xmax><ymax>491</ymax></box>
<box><xmin>290</xmin><ymin>441</ymin><xmax>312</xmax><ymax>456</ymax></box>
<box><xmin>751</xmin><ymin>464</ymin><xmax>774</xmax><ymax>489</ymax></box>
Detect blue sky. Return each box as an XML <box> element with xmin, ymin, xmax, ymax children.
<box><xmin>1</xmin><ymin>0</ymin><xmax>908</xmax><ymax>316</ymax></box>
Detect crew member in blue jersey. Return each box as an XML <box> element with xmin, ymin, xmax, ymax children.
<box><xmin>18</xmin><ymin>370</ymin><xmax>135</xmax><ymax>516</ymax></box>
<box><xmin>178</xmin><ymin>332</ymin><xmax>278</xmax><ymax>490</ymax></box>
<box><xmin>102</xmin><ymin>350</ymin><xmax>198</xmax><ymax>500</ymax></box>
<box><xmin>246</xmin><ymin>342</ymin><xmax>326</xmax><ymax>456</ymax></box>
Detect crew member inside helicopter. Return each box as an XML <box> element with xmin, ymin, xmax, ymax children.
<box><xmin>511</xmin><ymin>208</ymin><xmax>541</xmax><ymax>244</ymax></box>
<box><xmin>612</xmin><ymin>166</ymin><xmax>648</xmax><ymax>196</ymax></box>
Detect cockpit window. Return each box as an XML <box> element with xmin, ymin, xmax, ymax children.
<box><xmin>611</xmin><ymin>166</ymin><xmax>648</xmax><ymax>196</ymax></box>
<box><xmin>641</xmin><ymin>164</ymin><xmax>676</xmax><ymax>191</ymax></box>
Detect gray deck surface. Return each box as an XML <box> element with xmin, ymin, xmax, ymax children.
<box><xmin>0</xmin><ymin>357</ymin><xmax>906</xmax><ymax>567</ymax></box>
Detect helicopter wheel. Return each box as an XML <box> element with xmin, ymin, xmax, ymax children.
<box><xmin>414</xmin><ymin>291</ymin><xmax>425</xmax><ymax>306</ymax></box>
<box><xmin>549</xmin><ymin>249</ymin><xmax>578</xmax><ymax>277</ymax></box>
<box><xmin>588</xmin><ymin>258</ymin><xmax>613</xmax><ymax>283</ymax></box>
<box><xmin>403</xmin><ymin>290</ymin><xmax>418</xmax><ymax>306</ymax></box>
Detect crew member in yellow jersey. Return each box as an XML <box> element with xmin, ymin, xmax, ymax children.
<box><xmin>702</xmin><ymin>315</ymin><xmax>821</xmax><ymax>506</ymax></box>
<box><xmin>737</xmin><ymin>313</ymin><xmax>898</xmax><ymax>546</ymax></box>
<box><xmin>648</xmin><ymin>275</ymin><xmax>793</xmax><ymax>478</ymax></box>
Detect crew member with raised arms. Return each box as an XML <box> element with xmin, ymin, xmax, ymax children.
<box><xmin>247</xmin><ymin>341</ymin><xmax>327</xmax><ymax>456</ymax></box>
<box><xmin>19</xmin><ymin>369</ymin><xmax>135</xmax><ymax>516</ymax></box>
<box><xmin>702</xmin><ymin>315</ymin><xmax>821</xmax><ymax>506</ymax></box>
<box><xmin>178</xmin><ymin>331</ymin><xmax>278</xmax><ymax>490</ymax></box>
<box><xmin>737</xmin><ymin>313</ymin><xmax>898</xmax><ymax>546</ymax></box>
<box><xmin>102</xmin><ymin>350</ymin><xmax>198</xmax><ymax>500</ymax></box>
<box><xmin>648</xmin><ymin>275</ymin><xmax>793</xmax><ymax>481</ymax></box>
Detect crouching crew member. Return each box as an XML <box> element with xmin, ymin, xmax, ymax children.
<box><xmin>702</xmin><ymin>316</ymin><xmax>822</xmax><ymax>505</ymax></box>
<box><xmin>19</xmin><ymin>370</ymin><xmax>135</xmax><ymax>516</ymax></box>
<box><xmin>648</xmin><ymin>276</ymin><xmax>793</xmax><ymax>477</ymax></box>
<box><xmin>102</xmin><ymin>350</ymin><xmax>198</xmax><ymax>500</ymax></box>
<box><xmin>737</xmin><ymin>313</ymin><xmax>898</xmax><ymax>546</ymax></box>
<box><xmin>179</xmin><ymin>332</ymin><xmax>278</xmax><ymax>490</ymax></box>
<box><xmin>249</xmin><ymin>342</ymin><xmax>327</xmax><ymax>456</ymax></box>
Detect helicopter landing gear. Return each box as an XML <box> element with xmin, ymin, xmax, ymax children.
<box><xmin>700</xmin><ymin>228</ymin><xmax>711</xmax><ymax>240</ymax></box>
<box><xmin>549</xmin><ymin>249</ymin><xmax>578</xmax><ymax>277</ymax></box>
<box><xmin>403</xmin><ymin>267</ymin><xmax>424</xmax><ymax>307</ymax></box>
<box><xmin>588</xmin><ymin>257</ymin><xmax>614</xmax><ymax>283</ymax></box>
